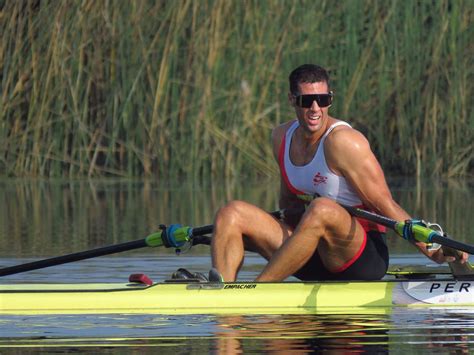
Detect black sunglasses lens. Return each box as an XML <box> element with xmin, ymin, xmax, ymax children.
<box><xmin>317</xmin><ymin>95</ymin><xmax>332</xmax><ymax>107</ymax></box>
<box><xmin>300</xmin><ymin>96</ymin><xmax>314</xmax><ymax>108</ymax></box>
<box><xmin>297</xmin><ymin>94</ymin><xmax>332</xmax><ymax>108</ymax></box>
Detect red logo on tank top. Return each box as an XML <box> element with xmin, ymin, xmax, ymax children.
<box><xmin>313</xmin><ymin>172</ymin><xmax>328</xmax><ymax>185</ymax></box>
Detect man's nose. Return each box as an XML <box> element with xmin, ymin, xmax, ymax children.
<box><xmin>310</xmin><ymin>100</ymin><xmax>320</xmax><ymax>110</ymax></box>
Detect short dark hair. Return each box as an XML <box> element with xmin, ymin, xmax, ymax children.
<box><xmin>289</xmin><ymin>64</ymin><xmax>330</xmax><ymax>96</ymax></box>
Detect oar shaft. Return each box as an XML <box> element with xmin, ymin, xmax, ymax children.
<box><xmin>191</xmin><ymin>210</ymin><xmax>285</xmax><ymax>236</ymax></box>
<box><xmin>341</xmin><ymin>204</ymin><xmax>397</xmax><ymax>229</ymax></box>
<box><xmin>0</xmin><ymin>209</ymin><xmax>285</xmax><ymax>277</ymax></box>
<box><xmin>191</xmin><ymin>225</ymin><xmax>213</xmax><ymax>236</ymax></box>
<box><xmin>431</xmin><ymin>234</ymin><xmax>474</xmax><ymax>255</ymax></box>
<box><xmin>341</xmin><ymin>204</ymin><xmax>474</xmax><ymax>255</ymax></box>
<box><xmin>0</xmin><ymin>239</ymin><xmax>148</xmax><ymax>277</ymax></box>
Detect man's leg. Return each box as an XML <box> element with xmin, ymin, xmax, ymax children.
<box><xmin>211</xmin><ymin>200</ymin><xmax>293</xmax><ymax>281</ymax></box>
<box><xmin>255</xmin><ymin>197</ymin><xmax>366</xmax><ymax>282</ymax></box>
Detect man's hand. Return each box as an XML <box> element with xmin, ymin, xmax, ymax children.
<box><xmin>402</xmin><ymin>219</ymin><xmax>470</xmax><ymax>265</ymax></box>
<box><xmin>425</xmin><ymin>246</ymin><xmax>469</xmax><ymax>264</ymax></box>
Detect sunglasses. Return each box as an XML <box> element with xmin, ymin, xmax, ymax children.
<box><xmin>294</xmin><ymin>92</ymin><xmax>333</xmax><ymax>108</ymax></box>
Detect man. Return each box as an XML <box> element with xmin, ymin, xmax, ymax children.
<box><xmin>211</xmin><ymin>64</ymin><xmax>467</xmax><ymax>282</ymax></box>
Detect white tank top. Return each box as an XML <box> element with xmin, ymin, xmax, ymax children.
<box><xmin>278</xmin><ymin>120</ymin><xmax>362</xmax><ymax>206</ymax></box>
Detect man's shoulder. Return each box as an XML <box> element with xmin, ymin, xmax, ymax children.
<box><xmin>325</xmin><ymin>124</ymin><xmax>370</xmax><ymax>153</ymax></box>
<box><xmin>271</xmin><ymin>120</ymin><xmax>296</xmax><ymax>159</ymax></box>
<box><xmin>324</xmin><ymin>124</ymin><xmax>377</xmax><ymax>174</ymax></box>
<box><xmin>324</xmin><ymin>126</ymin><xmax>371</xmax><ymax>160</ymax></box>
<box><xmin>272</xmin><ymin>120</ymin><xmax>296</xmax><ymax>141</ymax></box>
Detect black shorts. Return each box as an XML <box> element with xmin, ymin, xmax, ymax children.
<box><xmin>293</xmin><ymin>231</ymin><xmax>389</xmax><ymax>281</ymax></box>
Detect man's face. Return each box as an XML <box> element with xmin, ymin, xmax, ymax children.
<box><xmin>289</xmin><ymin>81</ymin><xmax>331</xmax><ymax>135</ymax></box>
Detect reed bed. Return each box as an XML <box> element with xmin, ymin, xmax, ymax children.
<box><xmin>0</xmin><ymin>0</ymin><xmax>472</xmax><ymax>180</ymax></box>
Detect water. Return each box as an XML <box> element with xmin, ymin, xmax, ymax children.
<box><xmin>3</xmin><ymin>310</ymin><xmax>474</xmax><ymax>352</ymax></box>
<box><xmin>0</xmin><ymin>178</ymin><xmax>474</xmax><ymax>351</ymax></box>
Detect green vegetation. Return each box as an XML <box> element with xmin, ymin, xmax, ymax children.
<box><xmin>1</xmin><ymin>0</ymin><xmax>472</xmax><ymax>180</ymax></box>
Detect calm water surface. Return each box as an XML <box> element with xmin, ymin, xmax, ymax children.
<box><xmin>1</xmin><ymin>178</ymin><xmax>473</xmax><ymax>352</ymax></box>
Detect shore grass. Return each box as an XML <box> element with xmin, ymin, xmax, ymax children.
<box><xmin>1</xmin><ymin>0</ymin><xmax>472</xmax><ymax>180</ymax></box>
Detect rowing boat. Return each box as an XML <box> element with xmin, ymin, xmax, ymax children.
<box><xmin>2</xmin><ymin>268</ymin><xmax>474</xmax><ymax>315</ymax></box>
<box><xmin>1</xmin><ymin>206</ymin><xmax>474</xmax><ymax>316</ymax></box>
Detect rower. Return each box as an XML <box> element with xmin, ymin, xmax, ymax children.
<box><xmin>210</xmin><ymin>64</ymin><xmax>469</xmax><ymax>282</ymax></box>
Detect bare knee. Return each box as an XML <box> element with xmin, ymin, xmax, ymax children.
<box><xmin>214</xmin><ymin>200</ymin><xmax>248</xmax><ymax>231</ymax></box>
<box><xmin>304</xmin><ymin>197</ymin><xmax>341</xmax><ymax>225</ymax></box>
<box><xmin>297</xmin><ymin>198</ymin><xmax>351</xmax><ymax>237</ymax></box>
<box><xmin>301</xmin><ymin>198</ymin><xmax>359</xmax><ymax>247</ymax></box>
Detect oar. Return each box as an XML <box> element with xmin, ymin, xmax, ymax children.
<box><xmin>0</xmin><ymin>227</ymin><xmax>201</xmax><ymax>277</ymax></box>
<box><xmin>4</xmin><ymin>204</ymin><xmax>469</xmax><ymax>278</ymax></box>
<box><xmin>0</xmin><ymin>210</ymin><xmax>285</xmax><ymax>277</ymax></box>
<box><xmin>341</xmin><ymin>204</ymin><xmax>474</xmax><ymax>254</ymax></box>
<box><xmin>341</xmin><ymin>204</ymin><xmax>474</xmax><ymax>278</ymax></box>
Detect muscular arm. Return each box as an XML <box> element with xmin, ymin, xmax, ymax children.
<box><xmin>325</xmin><ymin>128</ymin><xmax>408</xmax><ymax>220</ymax></box>
<box><xmin>325</xmin><ymin>128</ymin><xmax>439</xmax><ymax>259</ymax></box>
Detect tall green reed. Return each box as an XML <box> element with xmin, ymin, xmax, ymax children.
<box><xmin>0</xmin><ymin>0</ymin><xmax>472</xmax><ymax>180</ymax></box>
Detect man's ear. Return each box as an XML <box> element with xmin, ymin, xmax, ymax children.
<box><xmin>288</xmin><ymin>92</ymin><xmax>295</xmax><ymax>106</ymax></box>
<box><xmin>328</xmin><ymin>91</ymin><xmax>334</xmax><ymax>108</ymax></box>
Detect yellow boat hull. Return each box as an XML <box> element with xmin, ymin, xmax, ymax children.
<box><xmin>2</xmin><ymin>278</ymin><xmax>474</xmax><ymax>315</ymax></box>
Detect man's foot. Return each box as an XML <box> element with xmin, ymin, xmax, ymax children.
<box><xmin>171</xmin><ymin>268</ymin><xmax>208</xmax><ymax>282</ymax></box>
<box><xmin>168</xmin><ymin>268</ymin><xmax>224</xmax><ymax>283</ymax></box>
<box><xmin>208</xmin><ymin>268</ymin><xmax>224</xmax><ymax>282</ymax></box>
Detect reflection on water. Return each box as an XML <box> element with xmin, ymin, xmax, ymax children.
<box><xmin>0</xmin><ymin>178</ymin><xmax>279</xmax><ymax>257</ymax></box>
<box><xmin>1</xmin><ymin>178</ymin><xmax>473</xmax><ymax>258</ymax></box>
<box><xmin>212</xmin><ymin>313</ymin><xmax>391</xmax><ymax>353</ymax></box>
<box><xmin>0</xmin><ymin>178</ymin><xmax>474</xmax><ymax>351</ymax></box>
<box><xmin>2</xmin><ymin>310</ymin><xmax>474</xmax><ymax>352</ymax></box>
